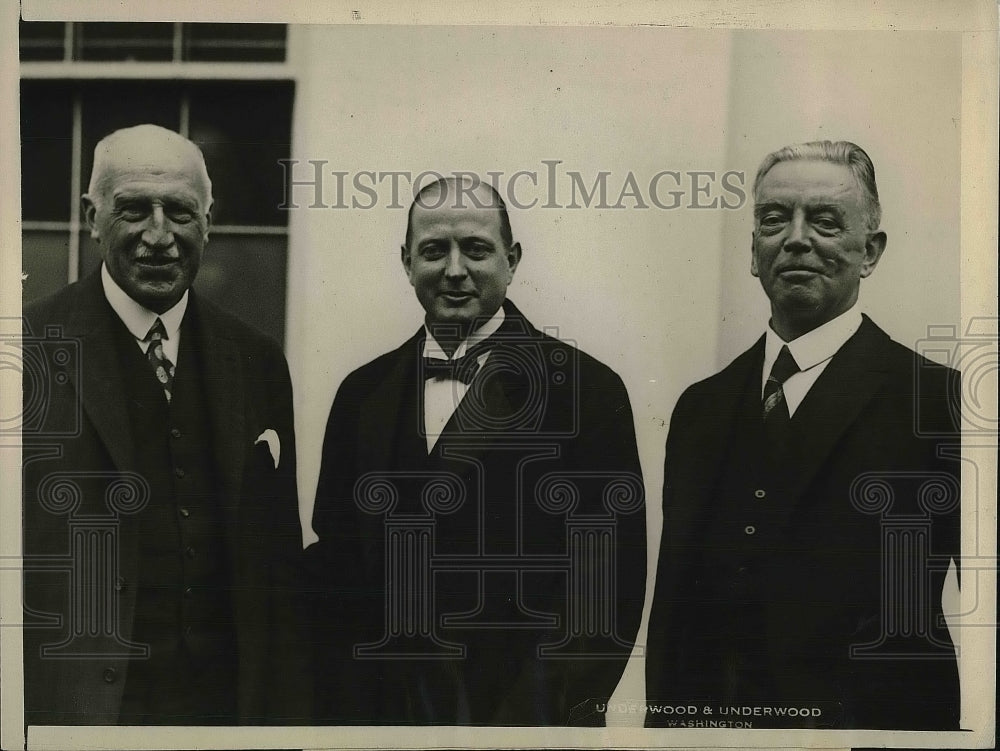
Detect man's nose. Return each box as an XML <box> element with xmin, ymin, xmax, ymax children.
<box><xmin>783</xmin><ymin>212</ymin><xmax>810</xmax><ymax>252</ymax></box>
<box><xmin>443</xmin><ymin>246</ymin><xmax>467</xmax><ymax>278</ymax></box>
<box><xmin>142</xmin><ymin>206</ymin><xmax>174</xmax><ymax>248</ymax></box>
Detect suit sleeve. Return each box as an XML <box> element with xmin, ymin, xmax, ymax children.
<box><xmin>570</xmin><ymin>367</ymin><xmax>647</xmax><ymax>724</ymax></box>
<box><xmin>923</xmin><ymin>361</ymin><xmax>963</xmax><ymax>587</ymax></box>
<box><xmin>644</xmin><ymin>384</ymin><xmax>700</xmax><ymax>711</ymax></box>
<box><xmin>306</xmin><ymin>373</ymin><xmax>385</xmax><ymax>723</ymax></box>
<box><xmin>257</xmin><ymin>342</ymin><xmax>313</xmax><ymax>723</ymax></box>
<box><xmin>493</xmin><ymin>362</ymin><xmax>647</xmax><ymax>726</ymax></box>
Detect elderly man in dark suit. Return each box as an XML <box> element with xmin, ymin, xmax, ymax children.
<box><xmin>309</xmin><ymin>176</ymin><xmax>646</xmax><ymax>726</ymax></box>
<box><xmin>22</xmin><ymin>124</ymin><xmax>308</xmax><ymax>726</ymax></box>
<box><xmin>645</xmin><ymin>141</ymin><xmax>961</xmax><ymax>730</ymax></box>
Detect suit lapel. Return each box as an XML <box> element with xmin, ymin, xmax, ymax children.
<box><xmin>782</xmin><ymin>316</ymin><xmax>893</xmax><ymax>505</ymax></box>
<box><xmin>668</xmin><ymin>338</ymin><xmax>765</xmax><ymax>563</ymax></box>
<box><xmin>357</xmin><ymin>318</ymin><xmax>525</xmax><ymax>475</ymax></box>
<box><xmin>435</xmin><ymin>304</ymin><xmax>532</xmax><ymax>468</ymax></box>
<box><xmin>63</xmin><ymin>273</ymin><xmax>136</xmax><ymax>474</ymax></box>
<box><xmin>189</xmin><ymin>294</ymin><xmax>245</xmax><ymax>522</ymax></box>
<box><xmin>59</xmin><ymin>272</ymin><xmax>143</xmax><ymax>655</ymax></box>
<box><xmin>358</xmin><ymin>331</ymin><xmax>422</xmax><ymax>472</ymax></box>
<box><xmin>435</xmin><ymin>341</ymin><xmax>521</xmax><ymax>471</ymax></box>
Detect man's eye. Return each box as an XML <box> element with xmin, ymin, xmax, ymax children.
<box><xmin>759</xmin><ymin>214</ymin><xmax>785</xmax><ymax>228</ymax></box>
<box><xmin>463</xmin><ymin>242</ymin><xmax>494</xmax><ymax>258</ymax></box>
<box><xmin>118</xmin><ymin>206</ymin><xmax>147</xmax><ymax>220</ymax></box>
<box><xmin>420</xmin><ymin>246</ymin><xmax>446</xmax><ymax>259</ymax></box>
<box><xmin>813</xmin><ymin>217</ymin><xmax>839</xmax><ymax>231</ymax></box>
<box><xmin>168</xmin><ymin>210</ymin><xmax>194</xmax><ymax>224</ymax></box>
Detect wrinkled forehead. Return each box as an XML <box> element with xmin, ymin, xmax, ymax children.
<box><xmin>92</xmin><ymin>134</ymin><xmax>211</xmax><ymax>204</ymax></box>
<box><xmin>754</xmin><ymin>159</ymin><xmax>863</xmax><ymax>206</ymax></box>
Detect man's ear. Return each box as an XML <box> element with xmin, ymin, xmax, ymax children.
<box><xmin>401</xmin><ymin>244</ymin><xmax>414</xmax><ymax>284</ymax></box>
<box><xmin>750</xmin><ymin>232</ymin><xmax>759</xmax><ymax>277</ymax></box>
<box><xmin>506</xmin><ymin>242</ymin><xmax>522</xmax><ymax>279</ymax></box>
<box><xmin>81</xmin><ymin>194</ymin><xmax>99</xmax><ymax>241</ymax></box>
<box><xmin>860</xmin><ymin>230</ymin><xmax>887</xmax><ymax>278</ymax></box>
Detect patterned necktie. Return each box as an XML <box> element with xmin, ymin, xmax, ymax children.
<box><xmin>144</xmin><ymin>318</ymin><xmax>175</xmax><ymax>402</ymax></box>
<box><xmin>762</xmin><ymin>344</ymin><xmax>800</xmax><ymax>427</ymax></box>
<box><xmin>421</xmin><ymin>338</ymin><xmax>496</xmax><ymax>384</ymax></box>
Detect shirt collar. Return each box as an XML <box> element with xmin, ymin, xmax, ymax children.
<box><xmin>422</xmin><ymin>305</ymin><xmax>506</xmax><ymax>361</ymax></box>
<box><xmin>765</xmin><ymin>301</ymin><xmax>863</xmax><ymax>373</ymax></box>
<box><xmin>101</xmin><ymin>263</ymin><xmax>188</xmax><ymax>343</ymax></box>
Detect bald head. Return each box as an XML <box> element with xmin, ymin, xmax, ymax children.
<box><xmin>87</xmin><ymin>124</ymin><xmax>213</xmax><ymax>210</ymax></box>
<box><xmin>404</xmin><ymin>176</ymin><xmax>513</xmax><ymax>251</ymax></box>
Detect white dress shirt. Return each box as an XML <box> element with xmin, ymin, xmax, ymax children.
<box><xmin>761</xmin><ymin>302</ymin><xmax>863</xmax><ymax>417</ymax></box>
<box><xmin>101</xmin><ymin>262</ymin><xmax>187</xmax><ymax>367</ymax></box>
<box><xmin>422</xmin><ymin>307</ymin><xmax>506</xmax><ymax>452</ymax></box>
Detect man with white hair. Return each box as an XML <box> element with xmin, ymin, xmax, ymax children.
<box><xmin>645</xmin><ymin>141</ymin><xmax>962</xmax><ymax>730</ymax></box>
<box><xmin>22</xmin><ymin>124</ymin><xmax>309</xmax><ymax>725</ymax></box>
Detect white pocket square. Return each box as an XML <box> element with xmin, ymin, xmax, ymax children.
<box><xmin>255</xmin><ymin>429</ymin><xmax>281</xmax><ymax>469</ymax></box>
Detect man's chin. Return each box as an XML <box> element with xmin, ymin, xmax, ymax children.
<box><xmin>429</xmin><ymin>305</ymin><xmax>478</xmax><ymax>324</ymax></box>
<box><xmin>773</xmin><ymin>296</ymin><xmax>848</xmax><ymax>338</ymax></box>
<box><xmin>774</xmin><ymin>286</ymin><xmax>825</xmax><ymax>312</ymax></box>
<box><xmin>128</xmin><ymin>280</ymin><xmax>187</xmax><ymax>313</ymax></box>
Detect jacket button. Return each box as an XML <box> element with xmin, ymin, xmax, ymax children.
<box><xmin>174</xmin><ymin>467</ymin><xmax>185</xmax><ymax>479</ymax></box>
<box><xmin>744</xmin><ymin>525</ymin><xmax>756</xmax><ymax>535</ymax></box>
<box><xmin>102</xmin><ymin>667</ymin><xmax>117</xmax><ymax>683</ymax></box>
<box><xmin>170</xmin><ymin>428</ymin><xmax>182</xmax><ymax>439</ymax></box>
<box><xmin>114</xmin><ymin>576</ymin><xmax>126</xmax><ymax>592</ymax></box>
<box><xmin>179</xmin><ymin>507</ymin><xmax>191</xmax><ymax>519</ymax></box>
<box><xmin>186</xmin><ymin>546</ymin><xmax>196</xmax><ymax>558</ymax></box>
<box><xmin>754</xmin><ymin>489</ymin><xmax>766</xmax><ymax>499</ymax></box>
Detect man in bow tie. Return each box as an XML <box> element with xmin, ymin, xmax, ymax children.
<box><xmin>645</xmin><ymin>141</ymin><xmax>962</xmax><ymax>730</ymax></box>
<box><xmin>310</xmin><ymin>176</ymin><xmax>646</xmax><ymax>725</ymax></box>
<box><xmin>22</xmin><ymin>124</ymin><xmax>309</xmax><ymax>725</ymax></box>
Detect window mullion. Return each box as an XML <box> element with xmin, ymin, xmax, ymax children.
<box><xmin>67</xmin><ymin>91</ymin><xmax>82</xmax><ymax>283</ymax></box>
<box><xmin>179</xmin><ymin>91</ymin><xmax>190</xmax><ymax>139</ymax></box>
<box><xmin>63</xmin><ymin>21</ymin><xmax>73</xmax><ymax>62</ymax></box>
<box><xmin>173</xmin><ymin>22</ymin><xmax>183</xmax><ymax>62</ymax></box>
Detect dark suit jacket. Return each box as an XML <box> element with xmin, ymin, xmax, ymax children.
<box><xmin>645</xmin><ymin>315</ymin><xmax>962</xmax><ymax>730</ymax></box>
<box><xmin>309</xmin><ymin>300</ymin><xmax>646</xmax><ymax>725</ymax></box>
<box><xmin>21</xmin><ymin>269</ymin><xmax>310</xmax><ymax>725</ymax></box>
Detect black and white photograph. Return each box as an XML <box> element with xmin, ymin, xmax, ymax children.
<box><xmin>1</xmin><ymin>1</ymin><xmax>997</xmax><ymax>750</ymax></box>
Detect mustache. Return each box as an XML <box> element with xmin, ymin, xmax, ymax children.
<box><xmin>134</xmin><ymin>244</ymin><xmax>179</xmax><ymax>261</ymax></box>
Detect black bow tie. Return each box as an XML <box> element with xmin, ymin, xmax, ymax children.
<box><xmin>421</xmin><ymin>340</ymin><xmax>496</xmax><ymax>384</ymax></box>
<box><xmin>421</xmin><ymin>356</ymin><xmax>481</xmax><ymax>384</ymax></box>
